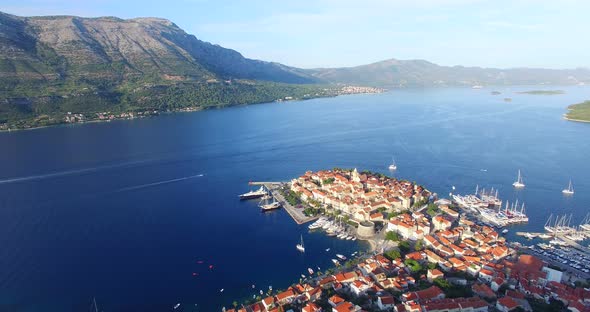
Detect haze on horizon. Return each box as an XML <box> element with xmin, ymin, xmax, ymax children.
<box><xmin>2</xmin><ymin>0</ymin><xmax>589</xmax><ymax>70</ymax></box>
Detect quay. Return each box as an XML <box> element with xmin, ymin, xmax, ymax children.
<box><xmin>253</xmin><ymin>182</ymin><xmax>319</xmax><ymax>225</ymax></box>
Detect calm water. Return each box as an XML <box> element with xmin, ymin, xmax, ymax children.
<box><xmin>1</xmin><ymin>86</ymin><xmax>589</xmax><ymax>311</ymax></box>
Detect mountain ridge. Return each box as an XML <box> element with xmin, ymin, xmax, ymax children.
<box><xmin>303</xmin><ymin>58</ymin><xmax>590</xmax><ymax>87</ymax></box>
<box><xmin>2</xmin><ymin>11</ymin><xmax>590</xmax><ymax>129</ymax></box>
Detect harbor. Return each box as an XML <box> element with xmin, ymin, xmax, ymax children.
<box><xmin>242</xmin><ymin>181</ymin><xmax>319</xmax><ymax>225</ymax></box>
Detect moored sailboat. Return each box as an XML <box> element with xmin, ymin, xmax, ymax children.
<box><xmin>259</xmin><ymin>196</ymin><xmax>281</xmax><ymax>212</ymax></box>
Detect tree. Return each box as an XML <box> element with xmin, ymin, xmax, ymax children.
<box><xmin>433</xmin><ymin>278</ymin><xmax>451</xmax><ymax>289</ymax></box>
<box><xmin>398</xmin><ymin>241</ymin><xmax>410</xmax><ymax>253</ymax></box>
<box><xmin>384</xmin><ymin>249</ymin><xmax>401</xmax><ymax>260</ymax></box>
<box><xmin>385</xmin><ymin>231</ymin><xmax>401</xmax><ymax>241</ymax></box>
<box><xmin>415</xmin><ymin>239</ymin><xmax>424</xmax><ymax>251</ymax></box>
<box><xmin>404</xmin><ymin>259</ymin><xmax>423</xmax><ymax>273</ymax></box>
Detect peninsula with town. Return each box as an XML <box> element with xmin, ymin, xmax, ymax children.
<box><xmin>232</xmin><ymin>168</ymin><xmax>590</xmax><ymax>312</ymax></box>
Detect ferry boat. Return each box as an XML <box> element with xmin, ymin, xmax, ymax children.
<box><xmin>388</xmin><ymin>156</ymin><xmax>397</xmax><ymax>171</ymax></box>
<box><xmin>239</xmin><ymin>186</ymin><xmax>268</xmax><ymax>200</ymax></box>
<box><xmin>296</xmin><ymin>235</ymin><xmax>305</xmax><ymax>253</ymax></box>
<box><xmin>562</xmin><ymin>179</ymin><xmax>574</xmax><ymax>195</ymax></box>
<box><xmin>513</xmin><ymin>170</ymin><xmax>525</xmax><ymax>188</ymax></box>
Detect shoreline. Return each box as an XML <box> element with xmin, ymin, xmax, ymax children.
<box><xmin>563</xmin><ymin>115</ymin><xmax>590</xmax><ymax>123</ymax></box>
<box><xmin>0</xmin><ymin>91</ymin><xmax>377</xmax><ymax>133</ymax></box>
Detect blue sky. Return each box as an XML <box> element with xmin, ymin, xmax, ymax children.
<box><xmin>2</xmin><ymin>0</ymin><xmax>589</xmax><ymax>69</ymax></box>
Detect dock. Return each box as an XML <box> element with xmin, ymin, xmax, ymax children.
<box><xmin>253</xmin><ymin>182</ymin><xmax>319</xmax><ymax>225</ymax></box>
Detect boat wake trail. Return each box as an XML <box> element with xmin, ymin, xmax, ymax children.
<box><xmin>116</xmin><ymin>174</ymin><xmax>204</xmax><ymax>192</ymax></box>
<box><xmin>0</xmin><ymin>159</ymin><xmax>156</xmax><ymax>185</ymax></box>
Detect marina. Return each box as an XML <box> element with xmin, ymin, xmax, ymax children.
<box><xmin>242</xmin><ymin>182</ymin><xmax>319</xmax><ymax>225</ymax></box>
<box><xmin>452</xmin><ymin>185</ymin><xmax>528</xmax><ymax>227</ymax></box>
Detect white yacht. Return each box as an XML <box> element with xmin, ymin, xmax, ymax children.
<box><xmin>239</xmin><ymin>186</ymin><xmax>268</xmax><ymax>200</ymax></box>
<box><xmin>296</xmin><ymin>235</ymin><xmax>305</xmax><ymax>253</ymax></box>
<box><xmin>562</xmin><ymin>179</ymin><xmax>574</xmax><ymax>195</ymax></box>
<box><xmin>513</xmin><ymin>170</ymin><xmax>525</xmax><ymax>188</ymax></box>
<box><xmin>388</xmin><ymin>156</ymin><xmax>397</xmax><ymax>170</ymax></box>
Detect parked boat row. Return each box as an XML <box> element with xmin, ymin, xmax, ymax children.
<box><xmin>453</xmin><ymin>186</ymin><xmax>528</xmax><ymax>227</ymax></box>
<box><xmin>307</xmin><ymin>217</ymin><xmax>357</xmax><ymax>240</ymax></box>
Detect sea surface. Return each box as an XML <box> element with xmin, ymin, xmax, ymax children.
<box><xmin>0</xmin><ymin>86</ymin><xmax>589</xmax><ymax>311</ymax></box>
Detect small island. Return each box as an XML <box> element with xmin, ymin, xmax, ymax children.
<box><xmin>564</xmin><ymin>100</ymin><xmax>590</xmax><ymax>123</ymax></box>
<box><xmin>517</xmin><ymin>90</ymin><xmax>565</xmax><ymax>95</ymax></box>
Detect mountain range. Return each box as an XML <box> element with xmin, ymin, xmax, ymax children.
<box><xmin>1</xmin><ymin>11</ymin><xmax>589</xmax><ymax>128</ymax></box>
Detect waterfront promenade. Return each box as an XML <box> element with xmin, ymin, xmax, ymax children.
<box><xmin>253</xmin><ymin>182</ymin><xmax>319</xmax><ymax>225</ymax></box>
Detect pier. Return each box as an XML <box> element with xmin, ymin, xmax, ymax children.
<box><xmin>253</xmin><ymin>182</ymin><xmax>319</xmax><ymax>225</ymax></box>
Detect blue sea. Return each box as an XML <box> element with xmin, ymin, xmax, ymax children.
<box><xmin>0</xmin><ymin>86</ymin><xmax>589</xmax><ymax>311</ymax></box>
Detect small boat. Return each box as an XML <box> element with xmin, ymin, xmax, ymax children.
<box><xmin>296</xmin><ymin>235</ymin><xmax>305</xmax><ymax>253</ymax></box>
<box><xmin>331</xmin><ymin>259</ymin><xmax>340</xmax><ymax>266</ymax></box>
<box><xmin>174</xmin><ymin>303</ymin><xmax>181</xmax><ymax>310</ymax></box>
<box><xmin>538</xmin><ymin>233</ymin><xmax>552</xmax><ymax>239</ymax></box>
<box><xmin>513</xmin><ymin>170</ymin><xmax>525</xmax><ymax>188</ymax></box>
<box><xmin>220</xmin><ymin>289</ymin><xmax>224</xmax><ymax>293</ymax></box>
<box><xmin>388</xmin><ymin>156</ymin><xmax>397</xmax><ymax>171</ymax></box>
<box><xmin>301</xmin><ymin>274</ymin><xmax>306</xmax><ymax>278</ymax></box>
<box><xmin>352</xmin><ymin>237</ymin><xmax>357</xmax><ymax>241</ymax></box>
<box><xmin>317</xmin><ymin>267</ymin><xmax>321</xmax><ymax>271</ymax></box>
<box><xmin>260</xmin><ymin>290</ymin><xmax>263</xmax><ymax>295</ymax></box>
<box><xmin>562</xmin><ymin>179</ymin><xmax>574</xmax><ymax>195</ymax></box>
<box><xmin>308</xmin><ymin>268</ymin><xmax>314</xmax><ymax>275</ymax></box>
<box><xmin>502</xmin><ymin>229</ymin><xmax>509</xmax><ymax>234</ymax></box>
<box><xmin>259</xmin><ymin>197</ymin><xmax>281</xmax><ymax>212</ymax></box>
<box><xmin>239</xmin><ymin>186</ymin><xmax>268</xmax><ymax>200</ymax></box>
<box><xmin>346</xmin><ymin>236</ymin><xmax>353</xmax><ymax>240</ymax></box>
<box><xmin>336</xmin><ymin>254</ymin><xmax>347</xmax><ymax>260</ymax></box>
<box><xmin>325</xmin><ymin>248</ymin><xmax>330</xmax><ymax>252</ymax></box>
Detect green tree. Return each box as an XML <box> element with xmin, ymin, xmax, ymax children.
<box><xmin>415</xmin><ymin>239</ymin><xmax>424</xmax><ymax>251</ymax></box>
<box><xmin>398</xmin><ymin>241</ymin><xmax>410</xmax><ymax>253</ymax></box>
<box><xmin>433</xmin><ymin>278</ymin><xmax>451</xmax><ymax>289</ymax></box>
<box><xmin>384</xmin><ymin>249</ymin><xmax>401</xmax><ymax>260</ymax></box>
<box><xmin>385</xmin><ymin>231</ymin><xmax>401</xmax><ymax>241</ymax></box>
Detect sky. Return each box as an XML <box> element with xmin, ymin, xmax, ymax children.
<box><xmin>2</xmin><ymin>0</ymin><xmax>589</xmax><ymax>69</ymax></box>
